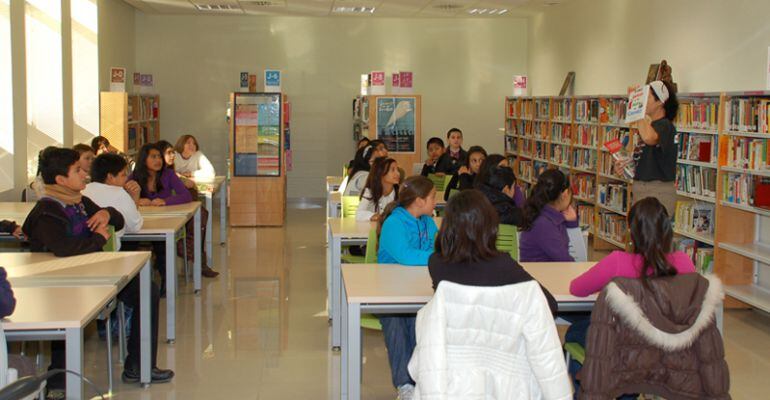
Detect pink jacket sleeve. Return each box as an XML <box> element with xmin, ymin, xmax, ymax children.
<box><xmin>569</xmin><ymin>251</ymin><xmax>622</xmax><ymax>297</ymax></box>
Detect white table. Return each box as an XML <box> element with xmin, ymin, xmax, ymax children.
<box><xmin>327</xmin><ymin>177</ymin><xmax>343</xmax><ymax>220</ymax></box>
<box><xmin>140</xmin><ymin>202</ymin><xmax>203</xmax><ymax>293</ymax></box>
<box><xmin>339</xmin><ymin>262</ymin><xmax>598</xmax><ymax>400</ymax></box>
<box><xmin>194</xmin><ymin>176</ymin><xmax>228</xmax><ymax>267</ymax></box>
<box><xmin>3</xmin><ymin>252</ymin><xmax>153</xmax><ymax>398</ymax></box>
<box><xmin>326</xmin><ymin>217</ymin><xmax>441</xmax><ymax>349</ymax></box>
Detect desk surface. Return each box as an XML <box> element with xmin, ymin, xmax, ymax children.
<box><xmin>342</xmin><ymin>262</ymin><xmax>597</xmax><ymax>304</ymax></box>
<box><xmin>3</xmin><ymin>251</ymin><xmax>151</xmax><ymax>280</ymax></box>
<box><xmin>139</xmin><ymin>201</ymin><xmax>201</xmax><ymax>217</ymax></box>
<box><xmin>329</xmin><ymin>217</ymin><xmax>442</xmax><ymax>238</ymax></box>
<box><xmin>136</xmin><ymin>216</ymin><xmax>188</xmax><ymax>233</ymax></box>
<box><xmin>193</xmin><ymin>176</ymin><xmax>226</xmax><ymax>193</ymax></box>
<box><xmin>3</xmin><ymin>286</ymin><xmax>117</xmax><ymax>330</ymax></box>
<box><xmin>327</xmin><ymin>176</ymin><xmax>343</xmax><ymax>187</ymax></box>
<box><xmin>0</xmin><ymin>202</ymin><xmax>34</xmax><ymax>219</ymax></box>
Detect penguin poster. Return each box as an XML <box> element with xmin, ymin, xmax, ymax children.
<box><xmin>376</xmin><ymin>97</ymin><xmax>416</xmax><ymax>152</ymax></box>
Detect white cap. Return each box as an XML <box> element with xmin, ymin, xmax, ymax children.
<box><xmin>649</xmin><ymin>80</ymin><xmax>669</xmax><ymax>103</ymax></box>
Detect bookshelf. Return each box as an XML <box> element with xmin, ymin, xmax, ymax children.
<box><xmin>99</xmin><ymin>92</ymin><xmax>160</xmax><ymax>155</ymax></box>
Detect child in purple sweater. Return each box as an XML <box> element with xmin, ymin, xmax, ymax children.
<box><xmin>518</xmin><ymin>169</ymin><xmax>578</xmax><ymax>262</ymax></box>
<box><xmin>129</xmin><ymin>143</ymin><xmax>219</xmax><ymax>278</ymax></box>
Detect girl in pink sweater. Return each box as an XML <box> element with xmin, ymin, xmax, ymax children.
<box><xmin>570</xmin><ymin>197</ymin><xmax>696</xmax><ymax>297</ymax></box>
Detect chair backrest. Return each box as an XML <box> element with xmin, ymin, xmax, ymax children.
<box><xmin>341</xmin><ymin>196</ymin><xmax>361</xmax><ymax>219</ymax></box>
<box><xmin>342</xmin><ymin>164</ymin><xmax>349</xmax><ymax>179</ymax></box>
<box><xmin>427</xmin><ymin>174</ymin><xmax>447</xmax><ymax>192</ymax></box>
<box><xmin>364</xmin><ymin>228</ymin><xmax>378</xmax><ymax>263</ymax></box>
<box><xmin>102</xmin><ymin>225</ymin><xmax>117</xmax><ymax>252</ymax></box>
<box><xmin>448</xmin><ymin>188</ymin><xmax>460</xmax><ymax>200</ymax></box>
<box><xmin>496</xmin><ymin>224</ymin><xmax>519</xmax><ymax>261</ymax></box>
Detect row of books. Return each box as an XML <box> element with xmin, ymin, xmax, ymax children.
<box><xmin>724</xmin><ymin>97</ymin><xmax>770</xmax><ymax>133</ymax></box>
<box><xmin>127</xmin><ymin>125</ymin><xmax>156</xmax><ymax>150</ymax></box>
<box><xmin>572</xmin><ymin>174</ymin><xmax>596</xmax><ymax>200</ymax></box>
<box><xmin>128</xmin><ymin>96</ymin><xmax>158</xmax><ymax>122</ymax></box>
<box><xmin>674</xmin><ymin>238</ymin><xmax>714</xmax><ymax>274</ymax></box>
<box><xmin>598</xmin><ymin>98</ymin><xmax>628</xmax><ymax>125</ymax></box>
<box><xmin>675</xmin><ymin>165</ymin><xmax>717</xmax><ymax>199</ymax></box>
<box><xmin>551</xmin><ymin>123</ymin><xmax>572</xmax><ymax>144</ymax></box>
<box><xmin>535</xmin><ymin>141</ymin><xmax>547</xmax><ymax>160</ymax></box>
<box><xmin>677</xmin><ymin>133</ymin><xmax>717</xmax><ymax>163</ymax></box>
<box><xmin>598</xmin><ymin>183</ymin><xmax>629</xmax><ymax>213</ymax></box>
<box><xmin>576</xmin><ymin>99</ymin><xmax>600</xmax><ymax>123</ymax></box>
<box><xmin>674</xmin><ymin>201</ymin><xmax>715</xmax><ymax>235</ymax></box>
<box><xmin>598</xmin><ymin>212</ymin><xmax>628</xmax><ymax>244</ymax></box>
<box><xmin>578</xmin><ymin>205</ymin><xmax>594</xmax><ymax>230</ymax></box>
<box><xmin>576</xmin><ymin>125</ymin><xmax>598</xmax><ymax>147</ymax></box>
<box><xmin>599</xmin><ymin>152</ymin><xmax>626</xmax><ymax>179</ymax></box>
<box><xmin>553</xmin><ymin>99</ymin><xmax>572</xmax><ymax>121</ymax></box>
<box><xmin>506</xmin><ymin>120</ymin><xmax>530</xmax><ymax>137</ymax></box>
<box><xmin>603</xmin><ymin>127</ymin><xmax>632</xmax><ymax>149</ymax></box>
<box><xmin>721</xmin><ymin>173</ymin><xmax>770</xmax><ymax>208</ymax></box>
<box><xmin>536</xmin><ymin>99</ymin><xmax>550</xmax><ymax>119</ymax></box>
<box><xmin>505</xmin><ymin>136</ymin><xmax>516</xmax><ymax>154</ymax></box>
<box><xmin>550</xmin><ymin>144</ymin><xmax>569</xmax><ymax>166</ymax></box>
<box><xmin>675</xmin><ymin>100</ymin><xmax>719</xmax><ymax>131</ymax></box>
<box><xmin>572</xmin><ymin>149</ymin><xmax>596</xmax><ymax>170</ymax></box>
<box><xmin>522</xmin><ymin>138</ymin><xmax>534</xmax><ymax>155</ymax></box>
<box><xmin>507</xmin><ymin>98</ymin><xmax>535</xmax><ymax>119</ymax></box>
<box><xmin>533</xmin><ymin>121</ymin><xmax>548</xmax><ymax>139</ymax></box>
<box><xmin>725</xmin><ymin>137</ymin><xmax>770</xmax><ymax>170</ymax></box>
<box><xmin>517</xmin><ymin>160</ymin><xmax>533</xmax><ymax>182</ymax></box>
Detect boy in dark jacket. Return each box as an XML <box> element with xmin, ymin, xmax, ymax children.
<box><xmin>477</xmin><ymin>166</ymin><xmax>524</xmax><ymax>226</ymax></box>
<box><xmin>0</xmin><ymin>221</ymin><xmax>20</xmax><ymax>319</ymax></box>
<box><xmin>22</xmin><ymin>147</ymin><xmax>173</xmax><ymax>395</ymax></box>
<box><xmin>420</xmin><ymin>137</ymin><xmax>445</xmax><ymax>177</ymax></box>
<box><xmin>434</xmin><ymin>128</ymin><xmax>467</xmax><ymax>175</ymax></box>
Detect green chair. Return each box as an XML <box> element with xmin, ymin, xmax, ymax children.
<box><xmin>360</xmin><ymin>228</ymin><xmax>382</xmax><ymax>331</ymax></box>
<box><xmin>427</xmin><ymin>173</ymin><xmax>452</xmax><ymax>192</ymax></box>
<box><xmin>496</xmin><ymin>224</ymin><xmax>519</xmax><ymax>261</ymax></box>
<box><xmin>447</xmin><ymin>188</ymin><xmax>461</xmax><ymax>200</ymax></box>
<box><xmin>102</xmin><ymin>225</ymin><xmax>117</xmax><ymax>252</ymax></box>
<box><xmin>341</xmin><ymin>195</ymin><xmax>361</xmax><ymax>219</ymax></box>
<box><xmin>340</xmin><ymin>196</ymin><xmax>366</xmax><ymax>263</ymax></box>
<box><xmin>564</xmin><ymin>342</ymin><xmax>585</xmax><ymax>365</ymax></box>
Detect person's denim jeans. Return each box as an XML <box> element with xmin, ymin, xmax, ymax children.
<box><xmin>377</xmin><ymin>314</ymin><xmax>417</xmax><ymax>388</ymax></box>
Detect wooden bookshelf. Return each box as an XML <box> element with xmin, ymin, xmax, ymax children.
<box><xmin>99</xmin><ymin>92</ymin><xmax>160</xmax><ymax>155</ymax></box>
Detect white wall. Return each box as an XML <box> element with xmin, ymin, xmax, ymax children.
<box><xmin>134</xmin><ymin>15</ymin><xmax>529</xmax><ymax>198</ymax></box>
<box><xmin>98</xmin><ymin>0</ymin><xmax>134</xmax><ymax>92</ymax></box>
<box><xmin>528</xmin><ymin>0</ymin><xmax>770</xmax><ymax>96</ymax></box>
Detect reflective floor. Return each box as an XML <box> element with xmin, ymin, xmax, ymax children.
<box><xmin>75</xmin><ymin>203</ymin><xmax>770</xmax><ymax>399</ymax></box>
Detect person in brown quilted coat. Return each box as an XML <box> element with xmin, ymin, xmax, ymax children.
<box><xmin>579</xmin><ymin>273</ymin><xmax>730</xmax><ymax>399</ymax></box>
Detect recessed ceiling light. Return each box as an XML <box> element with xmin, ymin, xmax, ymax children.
<box><xmin>193</xmin><ymin>4</ymin><xmax>242</xmax><ymax>11</ymax></box>
<box><xmin>467</xmin><ymin>8</ymin><xmax>508</xmax><ymax>15</ymax></box>
<box><xmin>332</xmin><ymin>6</ymin><xmax>376</xmax><ymax>14</ymax></box>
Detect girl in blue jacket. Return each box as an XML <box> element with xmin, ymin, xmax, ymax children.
<box><xmin>376</xmin><ymin>175</ymin><xmax>437</xmax><ymax>400</ymax></box>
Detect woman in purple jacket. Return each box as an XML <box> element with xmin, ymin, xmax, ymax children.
<box><xmin>130</xmin><ymin>144</ymin><xmax>219</xmax><ymax>278</ymax></box>
<box><xmin>518</xmin><ymin>169</ymin><xmax>578</xmax><ymax>262</ymax></box>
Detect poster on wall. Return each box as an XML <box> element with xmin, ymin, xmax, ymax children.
<box><xmin>110</xmin><ymin>67</ymin><xmax>126</xmax><ymax>92</ymax></box>
<box><xmin>264</xmin><ymin>69</ymin><xmax>281</xmax><ymax>93</ymax></box>
<box><xmin>513</xmin><ymin>75</ymin><xmax>527</xmax><ymax>96</ymax></box>
<box><xmin>233</xmin><ymin>93</ymin><xmax>282</xmax><ymax>177</ymax></box>
<box><xmin>376</xmin><ymin>97</ymin><xmax>416</xmax><ymax>153</ymax></box>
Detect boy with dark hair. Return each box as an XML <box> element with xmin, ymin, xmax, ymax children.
<box><xmin>434</xmin><ymin>128</ymin><xmax>467</xmax><ymax>175</ymax></box>
<box><xmin>476</xmin><ymin>166</ymin><xmax>524</xmax><ymax>226</ymax></box>
<box><xmin>22</xmin><ymin>147</ymin><xmax>173</xmax><ymax>396</ymax></box>
<box><xmin>420</xmin><ymin>137</ymin><xmax>445</xmax><ymax>177</ymax></box>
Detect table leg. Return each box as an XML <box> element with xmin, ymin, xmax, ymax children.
<box><xmin>331</xmin><ymin>235</ymin><xmax>342</xmax><ymax>349</ymax></box>
<box><xmin>65</xmin><ymin>328</ymin><xmax>84</xmax><ymax>399</ymax></box>
<box><xmin>326</xmin><ymin>225</ymin><xmax>333</xmax><ymax>321</ymax></box>
<box><xmin>166</xmin><ymin>232</ymin><xmax>176</xmax><ymax>343</ymax></box>
<box><xmin>219</xmin><ymin>182</ymin><xmax>227</xmax><ymax>244</ymax></box>
<box><xmin>194</xmin><ymin>207</ymin><xmax>202</xmax><ymax>294</ymax></box>
<box><xmin>140</xmin><ymin>260</ymin><xmax>152</xmax><ymax>387</ymax></box>
<box><xmin>341</xmin><ymin>283</ymin><xmax>348</xmax><ymax>398</ymax></box>
<box><xmin>205</xmin><ymin>193</ymin><xmax>213</xmax><ymax>267</ymax></box>
<box><xmin>716</xmin><ymin>300</ymin><xmax>724</xmax><ymax>334</ymax></box>
<box><xmin>347</xmin><ymin>301</ymin><xmax>361</xmax><ymax>400</ymax></box>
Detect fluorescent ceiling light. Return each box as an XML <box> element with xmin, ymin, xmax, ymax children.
<box><xmin>467</xmin><ymin>8</ymin><xmax>509</xmax><ymax>15</ymax></box>
<box><xmin>332</xmin><ymin>6</ymin><xmax>376</xmax><ymax>14</ymax></box>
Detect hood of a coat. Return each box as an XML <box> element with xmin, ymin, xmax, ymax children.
<box><xmin>604</xmin><ymin>273</ymin><xmax>724</xmax><ymax>352</ymax></box>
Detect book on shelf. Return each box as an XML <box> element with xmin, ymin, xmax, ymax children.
<box><xmin>673</xmin><ymin>237</ymin><xmax>714</xmax><ymax>274</ymax></box>
<box><xmin>535</xmin><ymin>141</ymin><xmax>547</xmax><ymax>160</ymax></box>
<box><xmin>674</xmin><ymin>200</ymin><xmax>714</xmax><ymax>236</ymax></box>
<box><xmin>678</xmin><ymin>133</ymin><xmax>717</xmax><ymax>163</ymax></box>
<box><xmin>550</xmin><ymin>143</ymin><xmax>569</xmax><ymax>165</ymax></box>
<box><xmin>575</xmin><ymin>99</ymin><xmax>599</xmax><ymax>122</ymax></box>
<box><xmin>533</xmin><ymin>161</ymin><xmax>549</xmax><ymax>180</ymax></box>
<box><xmin>578</xmin><ymin>205</ymin><xmax>594</xmax><ymax>229</ymax></box>
<box><xmin>576</xmin><ymin>125</ymin><xmax>598</xmax><ymax>147</ymax></box>
<box><xmin>603</xmin><ymin>138</ymin><xmax>635</xmax><ymax>180</ymax></box>
<box><xmin>551</xmin><ymin>123</ymin><xmax>571</xmax><ymax>143</ymax></box>
<box><xmin>676</xmin><ymin>165</ymin><xmax>717</xmax><ymax>198</ymax></box>
<box><xmin>535</xmin><ymin>99</ymin><xmax>550</xmax><ymax>120</ymax></box>
<box><xmin>598</xmin><ymin>211</ymin><xmax>627</xmax><ymax>244</ymax></box>
<box><xmin>725</xmin><ymin>136</ymin><xmax>769</xmax><ymax>170</ymax></box>
<box><xmin>603</xmin><ymin>127</ymin><xmax>631</xmax><ymax>147</ymax></box>
<box><xmin>572</xmin><ymin>148</ymin><xmax>596</xmax><ymax>170</ymax></box>
<box><xmin>553</xmin><ymin>98</ymin><xmax>572</xmax><ymax>121</ymax></box>
<box><xmin>571</xmin><ymin>173</ymin><xmax>596</xmax><ymax>200</ymax></box>
<box><xmin>518</xmin><ymin>159</ymin><xmax>533</xmax><ymax>182</ymax></box>
<box><xmin>534</xmin><ymin>121</ymin><xmax>548</xmax><ymax>139</ymax></box>
<box><xmin>506</xmin><ymin>119</ymin><xmax>530</xmax><ymax>137</ymax></box>
<box><xmin>505</xmin><ymin>135</ymin><xmax>517</xmax><ymax>154</ymax></box>
<box><xmin>676</xmin><ymin>100</ymin><xmax>719</xmax><ymax>130</ymax></box>
<box><xmin>720</xmin><ymin>173</ymin><xmax>770</xmax><ymax>207</ymax></box>
<box><xmin>598</xmin><ymin>182</ymin><xmax>629</xmax><ymax>213</ymax></box>
<box><xmin>599</xmin><ymin>98</ymin><xmax>627</xmax><ymax>124</ymax></box>
<box><xmin>724</xmin><ymin>97</ymin><xmax>770</xmax><ymax>133</ymax></box>
<box><xmin>128</xmin><ymin>127</ymin><xmax>137</xmax><ymax>149</ymax></box>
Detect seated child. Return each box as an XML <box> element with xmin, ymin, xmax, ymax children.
<box><xmin>420</xmin><ymin>137</ymin><xmax>445</xmax><ymax>177</ymax></box>
<box><xmin>434</xmin><ymin>128</ymin><xmax>467</xmax><ymax>175</ymax></box>
<box><xmin>356</xmin><ymin>157</ymin><xmax>400</xmax><ymax>221</ymax></box>
<box><xmin>444</xmin><ymin>145</ymin><xmax>486</xmax><ymax>200</ymax></box>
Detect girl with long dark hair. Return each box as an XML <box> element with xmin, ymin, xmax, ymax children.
<box><xmin>356</xmin><ymin>157</ymin><xmax>400</xmax><ymax>221</ymax></box>
<box><xmin>342</xmin><ymin>144</ymin><xmax>376</xmax><ymax>196</ymax></box>
<box><xmin>444</xmin><ymin>145</ymin><xmax>486</xmax><ymax>201</ymax></box>
<box><xmin>518</xmin><ymin>169</ymin><xmax>577</xmax><ymax>262</ymax></box>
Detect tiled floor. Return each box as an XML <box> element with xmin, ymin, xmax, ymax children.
<box><xmin>72</xmin><ymin>203</ymin><xmax>770</xmax><ymax>399</ymax></box>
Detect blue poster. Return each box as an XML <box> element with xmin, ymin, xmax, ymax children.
<box><xmin>240</xmin><ymin>72</ymin><xmax>249</xmax><ymax>88</ymax></box>
<box><xmin>376</xmin><ymin>97</ymin><xmax>416</xmax><ymax>152</ymax></box>
<box><xmin>265</xmin><ymin>70</ymin><xmax>281</xmax><ymax>87</ymax></box>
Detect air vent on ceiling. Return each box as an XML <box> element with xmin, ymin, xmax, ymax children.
<box><xmin>193</xmin><ymin>4</ymin><xmax>242</xmax><ymax>12</ymax></box>
<box><xmin>433</xmin><ymin>3</ymin><xmax>464</xmax><ymax>11</ymax></box>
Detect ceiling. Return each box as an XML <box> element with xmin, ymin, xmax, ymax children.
<box><xmin>122</xmin><ymin>0</ymin><xmax>568</xmax><ymax>17</ymax></box>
